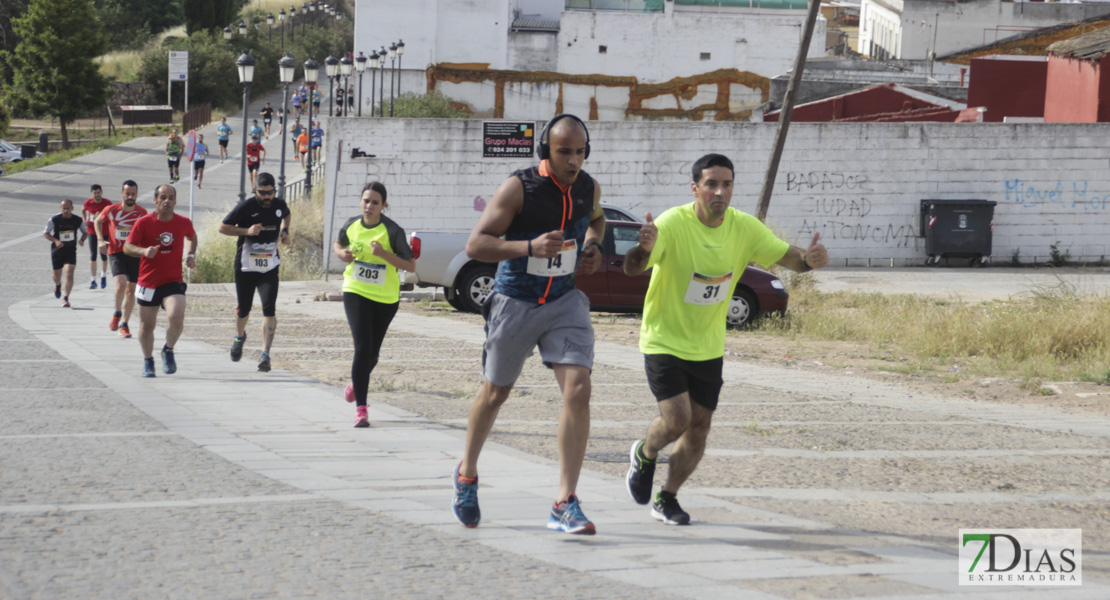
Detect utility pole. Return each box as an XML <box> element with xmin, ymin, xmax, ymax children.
<box><xmin>755</xmin><ymin>0</ymin><xmax>823</xmax><ymax>222</ymax></box>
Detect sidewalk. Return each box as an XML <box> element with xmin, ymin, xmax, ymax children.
<box><xmin>8</xmin><ymin>280</ymin><xmax>1108</xmax><ymax>599</ymax></box>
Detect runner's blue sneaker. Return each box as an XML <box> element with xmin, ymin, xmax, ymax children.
<box><xmin>451</xmin><ymin>463</ymin><xmax>480</xmax><ymax>528</ymax></box>
<box><xmin>141</xmin><ymin>358</ymin><xmax>156</xmax><ymax>378</ymax></box>
<box><xmin>161</xmin><ymin>346</ymin><xmax>176</xmax><ymax>374</ymax></box>
<box><xmin>547</xmin><ymin>494</ymin><xmax>596</xmax><ymax>535</ymax></box>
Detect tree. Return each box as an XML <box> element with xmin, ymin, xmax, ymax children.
<box><xmin>94</xmin><ymin>0</ymin><xmax>183</xmax><ymax>50</ymax></box>
<box><xmin>182</xmin><ymin>0</ymin><xmax>246</xmax><ymax>36</ymax></box>
<box><xmin>4</xmin><ymin>0</ymin><xmax>110</xmax><ymax>148</ymax></box>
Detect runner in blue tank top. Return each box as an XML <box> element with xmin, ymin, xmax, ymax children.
<box><xmin>451</xmin><ymin>115</ymin><xmax>606</xmax><ymax>535</ymax></box>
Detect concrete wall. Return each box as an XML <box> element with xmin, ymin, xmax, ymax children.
<box><xmin>322</xmin><ymin>118</ymin><xmax>1110</xmax><ymax>267</ymax></box>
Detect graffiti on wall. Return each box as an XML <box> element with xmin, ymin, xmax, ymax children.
<box><xmin>789</xmin><ymin>171</ymin><xmax>916</xmax><ymax>248</ymax></box>
<box><xmin>1005</xmin><ymin>178</ymin><xmax>1110</xmax><ymax>211</ymax></box>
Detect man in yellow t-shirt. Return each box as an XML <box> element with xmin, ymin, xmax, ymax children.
<box><xmin>622</xmin><ymin>153</ymin><xmax>829</xmax><ymax>526</ymax></box>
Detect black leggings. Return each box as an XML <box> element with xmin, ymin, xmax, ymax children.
<box><xmin>343</xmin><ymin>292</ymin><xmax>399</xmax><ymax>406</ymax></box>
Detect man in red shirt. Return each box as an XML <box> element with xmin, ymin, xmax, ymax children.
<box><xmin>124</xmin><ymin>184</ymin><xmax>197</xmax><ymax>378</ymax></box>
<box><xmin>246</xmin><ymin>135</ymin><xmax>266</xmax><ymax>192</ymax></box>
<box><xmin>95</xmin><ymin>179</ymin><xmax>146</xmax><ymax>338</ymax></box>
<box><xmin>83</xmin><ymin>184</ymin><xmax>112</xmax><ymax>290</ymax></box>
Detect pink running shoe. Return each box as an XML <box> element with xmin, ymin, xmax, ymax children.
<box><xmin>344</xmin><ymin>383</ymin><xmax>355</xmax><ymax>403</ymax></box>
<box><xmin>354</xmin><ymin>405</ymin><xmax>369</xmax><ymax>428</ymax></box>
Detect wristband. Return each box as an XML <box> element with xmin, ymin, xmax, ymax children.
<box><xmin>187</xmin><ymin>253</ymin><xmax>196</xmax><ymax>259</ymax></box>
<box><xmin>583</xmin><ymin>240</ymin><xmax>601</xmax><ymax>253</ymax></box>
<box><xmin>527</xmin><ymin>239</ymin><xmax>533</xmax><ymax>257</ymax></box>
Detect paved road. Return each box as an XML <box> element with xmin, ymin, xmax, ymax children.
<box><xmin>3</xmin><ymin>105</ymin><xmax>1109</xmax><ymax>598</ymax></box>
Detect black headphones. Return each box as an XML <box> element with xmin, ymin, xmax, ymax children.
<box><xmin>538</xmin><ymin>114</ymin><xmax>590</xmax><ymax>161</ymax></box>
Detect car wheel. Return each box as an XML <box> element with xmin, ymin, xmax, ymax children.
<box><xmin>455</xmin><ymin>265</ymin><xmax>496</xmax><ymax>314</ymax></box>
<box><xmin>726</xmin><ymin>287</ymin><xmax>758</xmax><ymax>328</ymax></box>
<box><xmin>444</xmin><ymin>287</ymin><xmax>466</xmax><ymax>312</ymax></box>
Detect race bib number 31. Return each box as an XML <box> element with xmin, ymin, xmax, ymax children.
<box><xmin>526</xmin><ymin>239</ymin><xmax>577</xmax><ymax>277</ymax></box>
<box><xmin>684</xmin><ymin>271</ymin><xmax>732</xmax><ymax>305</ymax></box>
<box><xmin>353</xmin><ymin>260</ymin><xmax>386</xmax><ymax>285</ymax></box>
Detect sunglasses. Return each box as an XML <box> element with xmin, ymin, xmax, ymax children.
<box><xmin>256</xmin><ymin>189</ymin><xmax>276</xmax><ymax>196</ymax></box>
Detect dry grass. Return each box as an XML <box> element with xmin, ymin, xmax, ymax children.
<box><xmin>194</xmin><ymin>185</ymin><xmax>325</xmax><ymax>283</ymax></box>
<box><xmin>754</xmin><ymin>272</ymin><xmax>1110</xmax><ymax>384</ymax></box>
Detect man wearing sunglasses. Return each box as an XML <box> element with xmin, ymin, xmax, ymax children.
<box><xmin>218</xmin><ymin>173</ymin><xmax>292</xmax><ymax>372</ymax></box>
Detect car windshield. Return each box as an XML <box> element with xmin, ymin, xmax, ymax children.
<box><xmin>0</xmin><ymin>140</ymin><xmax>17</xmax><ymax>152</ymax></box>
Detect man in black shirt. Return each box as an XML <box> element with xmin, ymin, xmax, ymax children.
<box><xmin>43</xmin><ymin>198</ymin><xmax>87</xmax><ymax>307</ymax></box>
<box><xmin>218</xmin><ymin>172</ymin><xmax>291</xmax><ymax>372</ymax></box>
<box><xmin>260</xmin><ymin>102</ymin><xmax>275</xmax><ymax>137</ymax></box>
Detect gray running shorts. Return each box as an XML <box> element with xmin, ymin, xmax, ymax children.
<box><xmin>482</xmin><ymin>289</ymin><xmax>594</xmax><ymax>387</ymax></box>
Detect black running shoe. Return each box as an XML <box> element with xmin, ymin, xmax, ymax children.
<box><xmin>230</xmin><ymin>334</ymin><xmax>246</xmax><ymax>362</ymax></box>
<box><xmin>626</xmin><ymin>439</ymin><xmax>656</xmax><ymax>505</ymax></box>
<box><xmin>258</xmin><ymin>352</ymin><xmax>271</xmax><ymax>372</ymax></box>
<box><xmin>651</xmin><ymin>492</ymin><xmax>690</xmax><ymax>526</ymax></box>
<box><xmin>54</xmin><ymin>284</ymin><xmax>61</xmax><ymax>299</ymax></box>
<box><xmin>142</xmin><ymin>358</ymin><xmax>156</xmax><ymax>378</ymax></box>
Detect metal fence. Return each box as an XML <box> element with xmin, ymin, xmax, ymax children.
<box><xmin>283</xmin><ymin>161</ymin><xmax>325</xmax><ymax>201</ymax></box>
<box><xmin>565</xmin><ymin>0</ymin><xmax>662</xmax><ymax>11</ymax></box>
<box><xmin>182</xmin><ymin>103</ymin><xmax>212</xmax><ymax>133</ymax></box>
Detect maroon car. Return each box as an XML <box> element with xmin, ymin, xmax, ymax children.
<box><xmin>576</xmin><ymin>220</ymin><xmax>789</xmax><ymax>326</ymax></box>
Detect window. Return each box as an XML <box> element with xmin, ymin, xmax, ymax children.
<box><xmin>700</xmin><ymin>52</ymin><xmax>711</xmax><ymax>61</ymax></box>
<box><xmin>599</xmin><ymin>45</ymin><xmax>607</xmax><ymax>54</ymax></box>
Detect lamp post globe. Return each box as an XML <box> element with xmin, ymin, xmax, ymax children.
<box><xmin>238</xmin><ymin>21</ymin><xmax>247</xmax><ymax>36</ymax></box>
<box><xmin>223</xmin><ymin>26</ymin><xmax>232</xmax><ymax>50</ymax></box>
<box><xmin>303</xmin><ymin>57</ymin><xmax>320</xmax><ymax>195</ymax></box>
<box><xmin>235</xmin><ymin>50</ymin><xmax>257</xmax><ymax>202</ymax></box>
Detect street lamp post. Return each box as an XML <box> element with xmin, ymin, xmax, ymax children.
<box><xmin>236</xmin><ymin>50</ymin><xmax>257</xmax><ymax>202</ymax></box>
<box><xmin>378</xmin><ymin>47</ymin><xmax>387</xmax><ymax>117</ymax></box>
<box><xmin>238</xmin><ymin>22</ymin><xmax>247</xmax><ymax>37</ymax></box>
<box><xmin>223</xmin><ymin>26</ymin><xmax>232</xmax><ymax>50</ymax></box>
<box><xmin>289</xmin><ymin>6</ymin><xmax>296</xmax><ymax>43</ymax></box>
<box><xmin>324</xmin><ymin>55</ymin><xmax>339</xmax><ymax>117</ymax></box>
<box><xmin>396</xmin><ymin>40</ymin><xmax>404</xmax><ymax>97</ymax></box>
<box><xmin>302</xmin><ymin>3</ymin><xmax>308</xmax><ymax>36</ymax></box>
<box><xmin>267</xmin><ymin>13</ymin><xmax>274</xmax><ymax>43</ymax></box>
<box><xmin>277</xmin><ymin>54</ymin><xmax>296</xmax><ymax>195</ymax></box>
<box><xmin>388</xmin><ymin>43</ymin><xmax>397</xmax><ymax>117</ymax></box>
<box><xmin>339</xmin><ymin>55</ymin><xmax>353</xmax><ymax>118</ymax></box>
<box><xmin>278</xmin><ymin>10</ymin><xmax>286</xmax><ymax>50</ymax></box>
<box><xmin>355</xmin><ymin>52</ymin><xmax>367</xmax><ymax>117</ymax></box>
<box><xmin>369</xmin><ymin>51</ymin><xmax>379</xmax><ymax>117</ymax></box>
<box><xmin>303</xmin><ymin>57</ymin><xmax>319</xmax><ymax>196</ymax></box>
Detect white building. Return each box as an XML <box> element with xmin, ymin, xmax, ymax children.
<box><xmin>353</xmin><ymin>0</ymin><xmax>827</xmax><ymax>119</ymax></box>
<box><xmin>860</xmin><ymin>0</ymin><xmax>1110</xmax><ymax>61</ymax></box>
